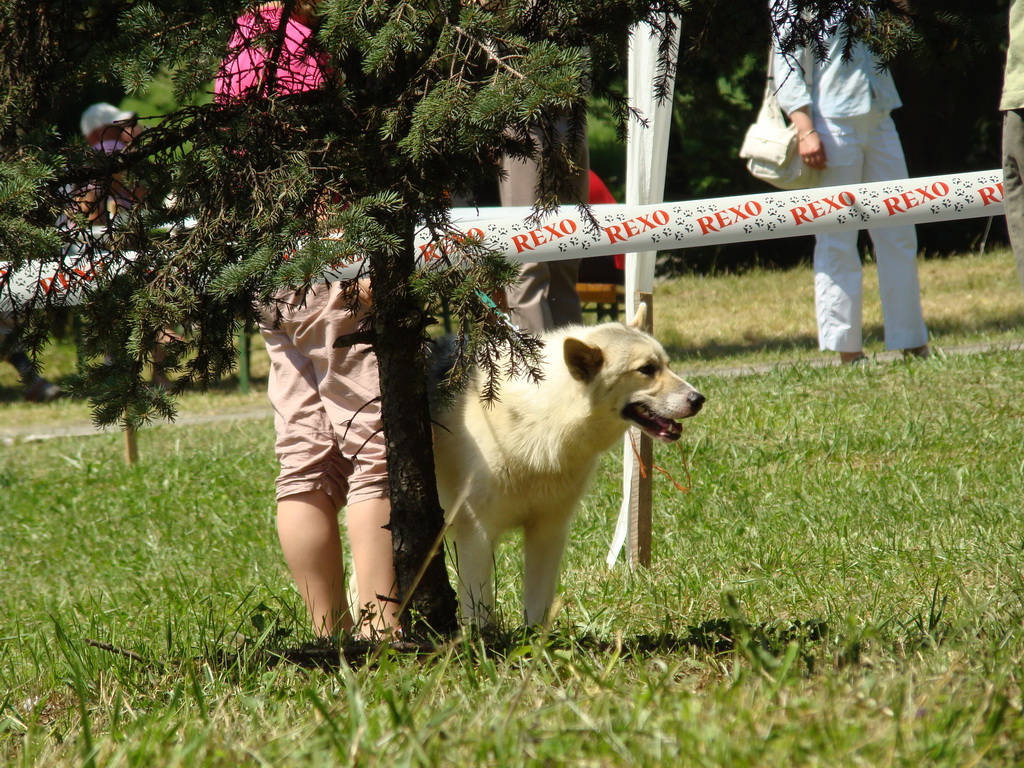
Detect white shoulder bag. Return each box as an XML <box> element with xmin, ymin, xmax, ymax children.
<box><xmin>739</xmin><ymin>50</ymin><xmax>819</xmax><ymax>190</ymax></box>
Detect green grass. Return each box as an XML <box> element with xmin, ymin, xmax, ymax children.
<box><xmin>3</xmin><ymin>248</ymin><xmax>1024</xmax><ymax>766</ymax></box>
<box><xmin>655</xmin><ymin>245</ymin><xmax>1024</xmax><ymax>369</ymax></box>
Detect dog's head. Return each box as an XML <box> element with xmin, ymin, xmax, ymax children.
<box><xmin>562</xmin><ymin>304</ymin><xmax>704</xmax><ymax>443</ymax></box>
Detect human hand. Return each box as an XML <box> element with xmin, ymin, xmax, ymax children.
<box><xmin>798</xmin><ymin>130</ymin><xmax>827</xmax><ymax>170</ymax></box>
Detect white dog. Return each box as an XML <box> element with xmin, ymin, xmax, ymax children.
<box><xmin>432</xmin><ymin>305</ymin><xmax>705</xmax><ymax>626</ymax></box>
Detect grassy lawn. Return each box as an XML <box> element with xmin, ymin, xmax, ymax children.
<box><xmin>2</xmin><ymin>247</ymin><xmax>1024</xmax><ymax>766</ymax></box>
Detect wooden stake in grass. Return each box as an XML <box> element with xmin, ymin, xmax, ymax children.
<box><xmin>124</xmin><ymin>425</ymin><xmax>138</xmax><ymax>465</ymax></box>
<box><xmin>629</xmin><ymin>291</ymin><xmax>654</xmax><ymax>568</ymax></box>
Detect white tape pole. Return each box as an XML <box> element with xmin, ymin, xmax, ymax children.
<box><xmin>610</xmin><ymin>18</ymin><xmax>681</xmax><ymax>569</ymax></box>
<box><xmin>435</xmin><ymin>170</ymin><xmax>1006</xmax><ymax>268</ymax></box>
<box><xmin>624</xmin><ymin>21</ymin><xmax>679</xmax><ymax>303</ymax></box>
<box><xmin>2</xmin><ymin>170</ymin><xmax>1007</xmax><ymax>306</ymax></box>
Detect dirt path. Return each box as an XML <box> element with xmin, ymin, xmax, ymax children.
<box><xmin>0</xmin><ymin>407</ymin><xmax>274</xmax><ymax>446</ymax></box>
<box><xmin>3</xmin><ymin>341</ymin><xmax>1021</xmax><ymax>445</ymax></box>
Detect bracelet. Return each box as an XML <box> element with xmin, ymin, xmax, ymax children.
<box><xmin>798</xmin><ymin>130</ymin><xmax>818</xmax><ymax>140</ymax></box>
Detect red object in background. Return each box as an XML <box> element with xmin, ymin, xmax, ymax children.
<box><xmin>589</xmin><ymin>171</ymin><xmax>625</xmax><ymax>271</ymax></box>
<box><xmin>589</xmin><ymin>170</ymin><xmax>617</xmax><ymax>206</ymax></box>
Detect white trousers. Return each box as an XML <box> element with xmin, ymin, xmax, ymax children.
<box><xmin>812</xmin><ymin>112</ymin><xmax>928</xmax><ymax>352</ymax></box>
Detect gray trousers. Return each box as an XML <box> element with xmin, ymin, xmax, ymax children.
<box><xmin>1002</xmin><ymin>109</ymin><xmax>1024</xmax><ymax>291</ymax></box>
<box><xmin>500</xmin><ymin>122</ymin><xmax>589</xmax><ymax>333</ymax></box>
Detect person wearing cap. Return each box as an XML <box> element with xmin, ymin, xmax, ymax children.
<box><xmin>75</xmin><ymin>102</ymin><xmax>144</xmax><ymax>225</ymax></box>
<box><xmin>72</xmin><ymin>103</ymin><xmax>180</xmax><ymax>385</ymax></box>
<box><xmin>80</xmin><ymin>102</ymin><xmax>137</xmax><ymax>153</ymax></box>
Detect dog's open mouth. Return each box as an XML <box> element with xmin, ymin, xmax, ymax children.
<box><xmin>623</xmin><ymin>403</ymin><xmax>683</xmax><ymax>443</ymax></box>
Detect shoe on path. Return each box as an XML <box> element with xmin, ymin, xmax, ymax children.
<box><xmin>25</xmin><ymin>378</ymin><xmax>61</xmax><ymax>403</ymax></box>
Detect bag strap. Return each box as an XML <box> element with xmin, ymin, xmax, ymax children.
<box><xmin>760</xmin><ymin>48</ymin><xmax>787</xmax><ymax>128</ymax></box>
<box><xmin>763</xmin><ymin>41</ymin><xmax>815</xmax><ymax>128</ymax></box>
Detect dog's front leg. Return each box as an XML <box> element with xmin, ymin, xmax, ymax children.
<box><xmin>452</xmin><ymin>521</ymin><xmax>497</xmax><ymax>627</ymax></box>
<box><xmin>522</xmin><ymin>517</ymin><xmax>572</xmax><ymax>626</ymax></box>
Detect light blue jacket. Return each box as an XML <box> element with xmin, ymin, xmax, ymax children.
<box><xmin>771</xmin><ymin>9</ymin><xmax>902</xmax><ymax>118</ymax></box>
<box><xmin>1001</xmin><ymin>0</ymin><xmax>1024</xmax><ymax>110</ymax></box>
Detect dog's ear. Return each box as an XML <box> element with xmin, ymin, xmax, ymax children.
<box><xmin>564</xmin><ymin>337</ymin><xmax>604</xmax><ymax>383</ymax></box>
<box><xmin>628</xmin><ymin>302</ymin><xmax>648</xmax><ymax>330</ymax></box>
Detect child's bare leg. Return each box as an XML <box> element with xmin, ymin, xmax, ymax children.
<box><xmin>276</xmin><ymin>489</ymin><xmax>352</xmax><ymax>638</ymax></box>
<box><xmin>345</xmin><ymin>497</ymin><xmax>400</xmax><ymax>637</ymax></box>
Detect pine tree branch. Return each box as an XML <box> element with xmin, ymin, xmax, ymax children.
<box><xmin>451</xmin><ymin>25</ymin><xmax>526</xmax><ymax>79</ymax></box>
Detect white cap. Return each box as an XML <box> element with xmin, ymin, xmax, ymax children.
<box><xmin>80</xmin><ymin>102</ymin><xmax>135</xmax><ymax>138</ymax></box>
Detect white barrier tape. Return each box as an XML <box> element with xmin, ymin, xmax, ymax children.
<box><xmin>438</xmin><ymin>169</ymin><xmax>1005</xmax><ymax>268</ymax></box>
<box><xmin>1</xmin><ymin>170</ymin><xmax>1007</xmax><ymax>310</ymax></box>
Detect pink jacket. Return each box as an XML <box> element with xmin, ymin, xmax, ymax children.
<box><xmin>215</xmin><ymin>6</ymin><xmax>327</xmax><ymax>101</ymax></box>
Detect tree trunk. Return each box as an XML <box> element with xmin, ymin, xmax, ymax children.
<box><xmin>369</xmin><ymin>211</ymin><xmax>459</xmax><ymax>637</ymax></box>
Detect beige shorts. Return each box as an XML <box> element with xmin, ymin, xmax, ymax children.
<box><xmin>259</xmin><ymin>283</ymin><xmax>389</xmax><ymax>507</ymax></box>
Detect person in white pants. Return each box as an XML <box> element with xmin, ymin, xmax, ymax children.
<box><xmin>771</xmin><ymin>3</ymin><xmax>929</xmax><ymax>363</ymax></box>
